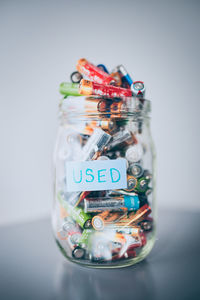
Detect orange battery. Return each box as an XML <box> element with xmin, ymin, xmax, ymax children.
<box><xmin>110</xmin><ymin>71</ymin><xmax>122</xmax><ymax>86</ymax></box>
<box><xmin>124</xmin><ymin>175</ymin><xmax>138</xmax><ymax>192</ymax></box>
<box><xmin>76</xmin><ymin>58</ymin><xmax>116</xmax><ymax>85</ymax></box>
<box><xmin>84</xmin><ymin>98</ymin><xmax>108</xmax><ymax>113</ymax></box>
<box><xmin>92</xmin><ymin>211</ymin><xmax>126</xmax><ymax>231</ymax></box>
<box><xmin>117</xmin><ymin>204</ymin><xmax>152</xmax><ymax>227</ymax></box>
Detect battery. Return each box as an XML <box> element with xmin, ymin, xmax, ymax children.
<box><xmin>118</xmin><ymin>204</ymin><xmax>151</xmax><ymax>227</ymax></box>
<box><xmin>62</xmin><ymin>216</ymin><xmax>81</xmax><ymax>235</ymax></box>
<box><xmin>97</xmin><ymin>64</ymin><xmax>109</xmax><ymax>74</ymax></box>
<box><xmin>84</xmin><ymin>119</ymin><xmax>116</xmax><ymax>134</ymax></box>
<box><xmin>113</xmin><ymin>248</ymin><xmax>136</xmax><ymax>260</ymax></box>
<box><xmin>128</xmin><ymin>162</ymin><xmax>144</xmax><ymax>178</ymax></box>
<box><xmin>82</xmin><ymin>127</ymin><xmax>111</xmax><ymax>161</ymax></box>
<box><xmin>70</xmin><ymin>71</ymin><xmax>83</xmax><ymax>83</ymax></box>
<box><xmin>57</xmin><ymin>192</ymin><xmax>92</xmax><ymax>229</ymax></box>
<box><xmin>124</xmin><ymin>175</ymin><xmax>138</xmax><ymax>192</ymax></box>
<box><xmin>139</xmin><ymin>217</ymin><xmax>153</xmax><ymax>231</ymax></box>
<box><xmin>143</xmin><ymin>170</ymin><xmax>152</xmax><ymax>181</ymax></box>
<box><xmin>110</xmin><ymin>101</ymin><xmax>128</xmax><ymax>115</ymax></box>
<box><xmin>97</xmin><ymin>155</ymin><xmax>110</xmax><ymax>161</ymax></box>
<box><xmin>110</xmin><ymin>71</ymin><xmax>122</xmax><ymax>86</ymax></box>
<box><xmin>134</xmin><ymin>177</ymin><xmax>149</xmax><ymax>194</ymax></box>
<box><xmin>92</xmin><ymin>211</ymin><xmax>125</xmax><ymax>230</ymax></box>
<box><xmin>131</xmin><ymin>81</ymin><xmax>145</xmax><ymax>96</ymax></box>
<box><xmin>67</xmin><ymin>235</ymin><xmax>86</xmax><ymax>259</ymax></box>
<box><xmin>84</xmin><ymin>98</ymin><xmax>109</xmax><ymax>113</ymax></box>
<box><xmin>84</xmin><ymin>195</ymin><xmax>140</xmax><ymax>213</ymax></box>
<box><xmin>59</xmin><ymin>82</ymin><xmax>81</xmax><ymax>96</ymax></box>
<box><xmin>115</xmin><ymin>65</ymin><xmax>133</xmax><ymax>87</ymax></box>
<box><xmin>106</xmin><ymin>129</ymin><xmax>135</xmax><ymax>151</ymax></box>
<box><xmin>125</xmin><ymin>144</ymin><xmax>143</xmax><ymax>163</ymax></box>
<box><xmin>76</xmin><ymin>58</ymin><xmax>116</xmax><ymax>85</ymax></box>
<box><xmin>78</xmin><ymin>228</ymin><xmax>94</xmax><ymax>248</ymax></box>
<box><xmin>79</xmin><ymin>79</ymin><xmax>133</xmax><ymax>98</ymax></box>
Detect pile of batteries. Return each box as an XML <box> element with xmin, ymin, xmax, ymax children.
<box><xmin>56</xmin><ymin>59</ymin><xmax>153</xmax><ymax>264</ymax></box>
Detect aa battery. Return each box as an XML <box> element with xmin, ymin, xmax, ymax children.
<box><xmin>106</xmin><ymin>129</ymin><xmax>135</xmax><ymax>151</ymax></box>
<box><xmin>110</xmin><ymin>71</ymin><xmax>122</xmax><ymax>86</ymax></box>
<box><xmin>67</xmin><ymin>235</ymin><xmax>86</xmax><ymax>259</ymax></box>
<box><xmin>58</xmin><ymin>192</ymin><xmax>92</xmax><ymax>229</ymax></box>
<box><xmin>125</xmin><ymin>144</ymin><xmax>143</xmax><ymax>163</ymax></box>
<box><xmin>70</xmin><ymin>71</ymin><xmax>83</xmax><ymax>83</ymax></box>
<box><xmin>97</xmin><ymin>64</ymin><xmax>109</xmax><ymax>74</ymax></box>
<box><xmin>134</xmin><ymin>177</ymin><xmax>150</xmax><ymax>194</ymax></box>
<box><xmin>113</xmin><ymin>248</ymin><xmax>136</xmax><ymax>260</ymax></box>
<box><xmin>82</xmin><ymin>128</ymin><xmax>111</xmax><ymax>161</ymax></box>
<box><xmin>59</xmin><ymin>82</ymin><xmax>81</xmax><ymax>96</ymax></box>
<box><xmin>78</xmin><ymin>228</ymin><xmax>94</xmax><ymax>248</ymax></box>
<box><xmin>76</xmin><ymin>58</ymin><xmax>116</xmax><ymax>85</ymax></box>
<box><xmin>62</xmin><ymin>216</ymin><xmax>81</xmax><ymax>235</ymax></box>
<box><xmin>124</xmin><ymin>175</ymin><xmax>138</xmax><ymax>192</ymax></box>
<box><xmin>128</xmin><ymin>162</ymin><xmax>144</xmax><ymax>178</ymax></box>
<box><xmin>79</xmin><ymin>79</ymin><xmax>133</xmax><ymax>98</ymax></box>
<box><xmin>83</xmin><ymin>119</ymin><xmax>116</xmax><ymax>134</ymax></box>
<box><xmin>131</xmin><ymin>81</ymin><xmax>145</xmax><ymax>96</ymax></box>
<box><xmin>139</xmin><ymin>217</ymin><xmax>153</xmax><ymax>231</ymax></box>
<box><xmin>110</xmin><ymin>101</ymin><xmax>128</xmax><ymax>115</ymax></box>
<box><xmin>117</xmin><ymin>204</ymin><xmax>151</xmax><ymax>227</ymax></box>
<box><xmin>84</xmin><ymin>98</ymin><xmax>109</xmax><ymax>113</ymax></box>
<box><xmin>114</xmin><ymin>65</ymin><xmax>133</xmax><ymax>87</ymax></box>
<box><xmin>84</xmin><ymin>195</ymin><xmax>140</xmax><ymax>213</ymax></box>
<box><xmin>92</xmin><ymin>211</ymin><xmax>125</xmax><ymax>231</ymax></box>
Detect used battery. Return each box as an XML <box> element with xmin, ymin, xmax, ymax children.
<box><xmin>97</xmin><ymin>64</ymin><xmax>109</xmax><ymax>74</ymax></box>
<box><xmin>114</xmin><ymin>65</ymin><xmax>133</xmax><ymax>87</ymax></box>
<box><xmin>59</xmin><ymin>82</ymin><xmax>81</xmax><ymax>96</ymax></box>
<box><xmin>79</xmin><ymin>79</ymin><xmax>133</xmax><ymax>98</ymax></box>
<box><xmin>124</xmin><ymin>175</ymin><xmax>138</xmax><ymax>192</ymax></box>
<box><xmin>128</xmin><ymin>162</ymin><xmax>144</xmax><ymax>178</ymax></box>
<box><xmin>125</xmin><ymin>144</ymin><xmax>143</xmax><ymax>163</ymax></box>
<box><xmin>70</xmin><ymin>71</ymin><xmax>83</xmax><ymax>83</ymax></box>
<box><xmin>106</xmin><ymin>129</ymin><xmax>135</xmax><ymax>151</ymax></box>
<box><xmin>58</xmin><ymin>192</ymin><xmax>92</xmax><ymax>229</ymax></box>
<box><xmin>67</xmin><ymin>235</ymin><xmax>86</xmax><ymax>259</ymax></box>
<box><xmin>82</xmin><ymin>128</ymin><xmax>111</xmax><ymax>161</ymax></box>
<box><xmin>118</xmin><ymin>204</ymin><xmax>151</xmax><ymax>226</ymax></box>
<box><xmin>84</xmin><ymin>195</ymin><xmax>140</xmax><ymax>213</ymax></box>
<box><xmin>76</xmin><ymin>58</ymin><xmax>116</xmax><ymax>85</ymax></box>
<box><xmin>131</xmin><ymin>81</ymin><xmax>145</xmax><ymax>96</ymax></box>
<box><xmin>92</xmin><ymin>211</ymin><xmax>125</xmax><ymax>231</ymax></box>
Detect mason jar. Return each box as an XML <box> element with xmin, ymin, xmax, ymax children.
<box><xmin>52</xmin><ymin>95</ymin><xmax>156</xmax><ymax>268</ymax></box>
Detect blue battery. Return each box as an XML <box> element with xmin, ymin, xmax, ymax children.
<box><xmin>97</xmin><ymin>64</ymin><xmax>109</xmax><ymax>74</ymax></box>
<box><xmin>117</xmin><ymin>65</ymin><xmax>133</xmax><ymax>86</ymax></box>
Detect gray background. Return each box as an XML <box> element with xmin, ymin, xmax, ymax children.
<box><xmin>0</xmin><ymin>0</ymin><xmax>199</xmax><ymax>225</ymax></box>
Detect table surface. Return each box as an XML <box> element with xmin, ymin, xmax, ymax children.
<box><xmin>0</xmin><ymin>208</ymin><xmax>200</xmax><ymax>300</ymax></box>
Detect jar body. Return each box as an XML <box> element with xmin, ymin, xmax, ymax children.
<box><xmin>52</xmin><ymin>96</ymin><xmax>156</xmax><ymax>268</ymax></box>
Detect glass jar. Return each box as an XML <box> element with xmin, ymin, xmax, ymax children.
<box><xmin>52</xmin><ymin>95</ymin><xmax>156</xmax><ymax>268</ymax></box>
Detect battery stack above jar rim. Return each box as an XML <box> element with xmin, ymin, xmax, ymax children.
<box><xmin>56</xmin><ymin>58</ymin><xmax>153</xmax><ymax>264</ymax></box>
<box><xmin>59</xmin><ymin>58</ymin><xmax>150</xmax><ymax>117</ymax></box>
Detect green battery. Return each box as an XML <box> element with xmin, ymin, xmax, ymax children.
<box><xmin>57</xmin><ymin>192</ymin><xmax>92</xmax><ymax>229</ymax></box>
<box><xmin>59</xmin><ymin>82</ymin><xmax>81</xmax><ymax>96</ymax></box>
<box><xmin>134</xmin><ymin>177</ymin><xmax>150</xmax><ymax>194</ymax></box>
<box><xmin>78</xmin><ymin>229</ymin><xmax>94</xmax><ymax>248</ymax></box>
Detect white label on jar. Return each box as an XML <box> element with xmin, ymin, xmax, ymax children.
<box><xmin>65</xmin><ymin>159</ymin><xmax>127</xmax><ymax>192</ymax></box>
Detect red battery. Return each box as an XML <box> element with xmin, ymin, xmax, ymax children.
<box><xmin>76</xmin><ymin>58</ymin><xmax>116</xmax><ymax>85</ymax></box>
<box><xmin>79</xmin><ymin>79</ymin><xmax>133</xmax><ymax>98</ymax></box>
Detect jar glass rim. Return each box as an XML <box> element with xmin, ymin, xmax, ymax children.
<box><xmin>59</xmin><ymin>96</ymin><xmax>151</xmax><ymax>120</ymax></box>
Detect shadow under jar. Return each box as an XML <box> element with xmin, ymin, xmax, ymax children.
<box><xmin>52</xmin><ymin>95</ymin><xmax>156</xmax><ymax>268</ymax></box>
